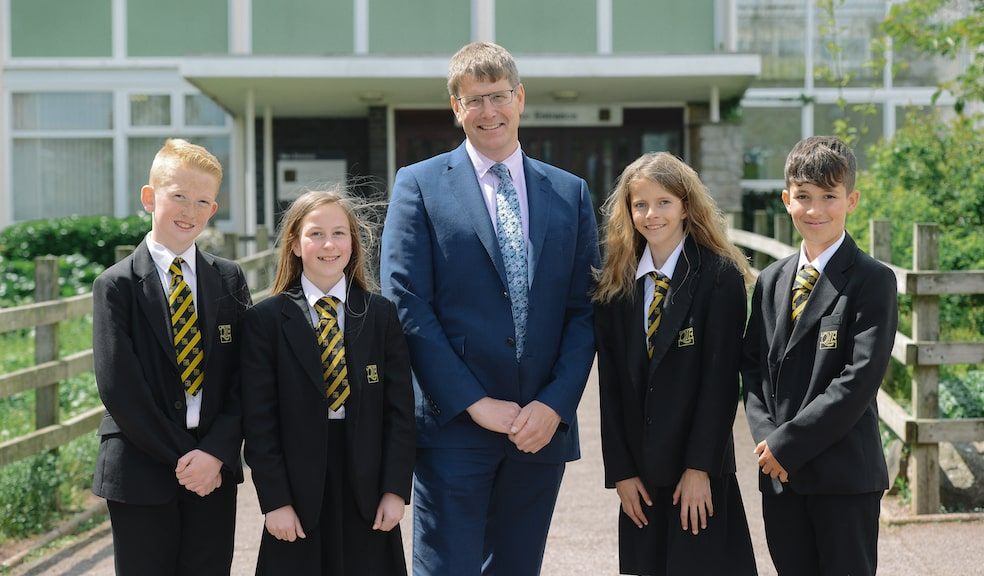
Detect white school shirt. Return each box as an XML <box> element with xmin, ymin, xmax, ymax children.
<box><xmin>635</xmin><ymin>238</ymin><xmax>686</xmax><ymax>334</ymax></box>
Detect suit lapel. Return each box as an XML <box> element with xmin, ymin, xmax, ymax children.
<box><xmin>444</xmin><ymin>144</ymin><xmax>509</xmax><ymax>288</ymax></box>
<box><xmin>524</xmin><ymin>156</ymin><xmax>551</xmax><ymax>288</ymax></box>
<box><xmin>648</xmin><ymin>238</ymin><xmax>698</xmax><ymax>378</ymax></box>
<box><xmin>281</xmin><ymin>286</ymin><xmax>327</xmax><ymax>399</ymax></box>
<box><xmin>196</xmin><ymin>250</ymin><xmax>220</xmax><ymax>368</ymax></box>
<box><xmin>133</xmin><ymin>241</ymin><xmax>178</xmax><ymax>369</ymax></box>
<box><xmin>785</xmin><ymin>235</ymin><xmax>857</xmax><ymax>353</ymax></box>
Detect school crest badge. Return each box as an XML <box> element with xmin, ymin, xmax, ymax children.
<box><xmin>678</xmin><ymin>327</ymin><xmax>695</xmax><ymax>347</ymax></box>
<box><xmin>366</xmin><ymin>364</ymin><xmax>379</xmax><ymax>384</ymax></box>
<box><xmin>819</xmin><ymin>330</ymin><xmax>838</xmax><ymax>350</ymax></box>
<box><xmin>218</xmin><ymin>324</ymin><xmax>232</xmax><ymax>343</ymax></box>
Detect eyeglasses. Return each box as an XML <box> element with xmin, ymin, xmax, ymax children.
<box><xmin>456</xmin><ymin>89</ymin><xmax>517</xmax><ymax>111</ymax></box>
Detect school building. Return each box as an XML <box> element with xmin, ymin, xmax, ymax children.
<box><xmin>0</xmin><ymin>0</ymin><xmax>964</xmax><ymax>236</ymax></box>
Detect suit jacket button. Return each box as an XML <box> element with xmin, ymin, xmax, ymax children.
<box><xmin>505</xmin><ymin>337</ymin><xmax>515</xmax><ymax>348</ymax></box>
<box><xmin>645</xmin><ymin>417</ymin><xmax>653</xmax><ymax>425</ymax></box>
<box><xmin>174</xmin><ymin>400</ymin><xmax>183</xmax><ymax>410</ymax></box>
<box><xmin>503</xmin><ymin>291</ymin><xmax>509</xmax><ymax>299</ymax></box>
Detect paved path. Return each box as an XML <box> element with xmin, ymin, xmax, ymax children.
<box><xmin>13</xmin><ymin>362</ymin><xmax>984</xmax><ymax>575</ymax></box>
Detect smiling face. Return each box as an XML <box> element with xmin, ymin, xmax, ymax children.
<box><xmin>629</xmin><ymin>178</ymin><xmax>687</xmax><ymax>265</ymax></box>
<box><xmin>141</xmin><ymin>165</ymin><xmax>219</xmax><ymax>254</ymax></box>
<box><xmin>292</xmin><ymin>203</ymin><xmax>352</xmax><ymax>293</ymax></box>
<box><xmin>782</xmin><ymin>181</ymin><xmax>859</xmax><ymax>260</ymax></box>
<box><xmin>451</xmin><ymin>75</ymin><xmax>525</xmax><ymax>162</ymax></box>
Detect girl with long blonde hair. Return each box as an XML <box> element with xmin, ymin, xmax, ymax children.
<box><xmin>594</xmin><ymin>153</ymin><xmax>757</xmax><ymax>575</ymax></box>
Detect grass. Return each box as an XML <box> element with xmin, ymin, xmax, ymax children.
<box><xmin>0</xmin><ymin>316</ymin><xmax>102</xmax><ymax>543</ymax></box>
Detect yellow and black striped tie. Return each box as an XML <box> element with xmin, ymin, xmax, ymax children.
<box><xmin>168</xmin><ymin>257</ymin><xmax>204</xmax><ymax>396</ymax></box>
<box><xmin>314</xmin><ymin>296</ymin><xmax>349</xmax><ymax>411</ymax></box>
<box><xmin>791</xmin><ymin>265</ymin><xmax>820</xmax><ymax>322</ymax></box>
<box><xmin>647</xmin><ymin>271</ymin><xmax>670</xmax><ymax>359</ymax></box>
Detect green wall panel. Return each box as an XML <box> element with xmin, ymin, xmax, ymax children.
<box><xmin>369</xmin><ymin>0</ymin><xmax>469</xmax><ymax>54</ymax></box>
<box><xmin>128</xmin><ymin>0</ymin><xmax>228</xmax><ymax>57</ymax></box>
<box><xmin>496</xmin><ymin>0</ymin><xmax>595</xmax><ymax>54</ymax></box>
<box><xmin>11</xmin><ymin>0</ymin><xmax>111</xmax><ymax>57</ymax></box>
<box><xmin>252</xmin><ymin>0</ymin><xmax>353</xmax><ymax>54</ymax></box>
<box><xmin>613</xmin><ymin>0</ymin><xmax>715</xmax><ymax>54</ymax></box>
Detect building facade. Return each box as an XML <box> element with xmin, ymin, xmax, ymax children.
<box><xmin>1</xmin><ymin>0</ymin><xmax>967</xmax><ymax>237</ymax></box>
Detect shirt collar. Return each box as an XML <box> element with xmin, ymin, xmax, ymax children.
<box><xmin>465</xmin><ymin>139</ymin><xmax>524</xmax><ymax>181</ymax></box>
<box><xmin>636</xmin><ymin>237</ymin><xmax>686</xmax><ymax>281</ymax></box>
<box><xmin>300</xmin><ymin>273</ymin><xmax>347</xmax><ymax>309</ymax></box>
<box><xmin>146</xmin><ymin>233</ymin><xmax>197</xmax><ymax>278</ymax></box>
<box><xmin>797</xmin><ymin>231</ymin><xmax>846</xmax><ymax>275</ymax></box>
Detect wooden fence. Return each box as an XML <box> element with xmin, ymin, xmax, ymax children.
<box><xmin>0</xmin><ymin>233</ymin><xmax>277</xmax><ymax>470</ymax></box>
<box><xmin>733</xmin><ymin>213</ymin><xmax>984</xmax><ymax>515</ymax></box>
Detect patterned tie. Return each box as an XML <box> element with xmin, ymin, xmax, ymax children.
<box><xmin>791</xmin><ymin>265</ymin><xmax>820</xmax><ymax>321</ymax></box>
<box><xmin>490</xmin><ymin>163</ymin><xmax>528</xmax><ymax>360</ymax></box>
<box><xmin>646</xmin><ymin>271</ymin><xmax>670</xmax><ymax>360</ymax></box>
<box><xmin>168</xmin><ymin>257</ymin><xmax>204</xmax><ymax>396</ymax></box>
<box><xmin>314</xmin><ymin>296</ymin><xmax>349</xmax><ymax>411</ymax></box>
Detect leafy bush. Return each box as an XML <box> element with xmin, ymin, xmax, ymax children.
<box><xmin>940</xmin><ymin>370</ymin><xmax>984</xmax><ymax>419</ymax></box>
<box><xmin>0</xmin><ymin>253</ymin><xmax>104</xmax><ymax>308</ymax></box>
<box><xmin>0</xmin><ymin>214</ymin><xmax>150</xmax><ymax>268</ymax></box>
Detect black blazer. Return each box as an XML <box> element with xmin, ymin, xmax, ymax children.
<box><xmin>742</xmin><ymin>232</ymin><xmax>897</xmax><ymax>495</ymax></box>
<box><xmin>92</xmin><ymin>240</ymin><xmax>251</xmax><ymax>505</ymax></box>
<box><xmin>241</xmin><ymin>284</ymin><xmax>415</xmax><ymax>530</ymax></box>
<box><xmin>595</xmin><ymin>238</ymin><xmax>747</xmax><ymax>489</ymax></box>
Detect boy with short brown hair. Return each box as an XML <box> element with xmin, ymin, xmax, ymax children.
<box><xmin>742</xmin><ymin>135</ymin><xmax>898</xmax><ymax>576</ymax></box>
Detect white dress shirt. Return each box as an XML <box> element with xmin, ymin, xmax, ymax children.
<box><xmin>635</xmin><ymin>238</ymin><xmax>686</xmax><ymax>334</ymax></box>
<box><xmin>797</xmin><ymin>231</ymin><xmax>846</xmax><ymax>276</ymax></box>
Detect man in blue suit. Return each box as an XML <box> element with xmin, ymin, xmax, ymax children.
<box><xmin>381</xmin><ymin>42</ymin><xmax>599</xmax><ymax>576</ymax></box>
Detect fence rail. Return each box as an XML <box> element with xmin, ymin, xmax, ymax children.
<box><xmin>732</xmin><ymin>214</ymin><xmax>984</xmax><ymax>515</ymax></box>
<box><xmin>0</xmin><ymin>240</ymin><xmax>277</xmax><ymax>470</ymax></box>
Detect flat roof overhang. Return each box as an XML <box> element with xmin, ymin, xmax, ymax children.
<box><xmin>180</xmin><ymin>53</ymin><xmax>761</xmax><ymax>117</ymax></box>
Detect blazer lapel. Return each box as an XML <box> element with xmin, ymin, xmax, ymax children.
<box><xmin>281</xmin><ymin>286</ymin><xmax>327</xmax><ymax>398</ymax></box>
<box><xmin>524</xmin><ymin>156</ymin><xmax>551</xmax><ymax>288</ymax></box>
<box><xmin>341</xmin><ymin>287</ymin><xmax>370</xmax><ymax>432</ymax></box>
<box><xmin>196</xmin><ymin>250</ymin><xmax>220</xmax><ymax>368</ymax></box>
<box><xmin>444</xmin><ymin>143</ymin><xmax>509</xmax><ymax>289</ymax></box>
<box><xmin>768</xmin><ymin>255</ymin><xmax>799</xmax><ymax>366</ymax></box>
<box><xmin>624</xmin><ymin>278</ymin><xmax>648</xmax><ymax>399</ymax></box>
<box><xmin>785</xmin><ymin>235</ymin><xmax>857</xmax><ymax>353</ymax></box>
<box><xmin>133</xmin><ymin>241</ymin><xmax>178</xmax><ymax>369</ymax></box>
<box><xmin>648</xmin><ymin>238</ymin><xmax>698</xmax><ymax>379</ymax></box>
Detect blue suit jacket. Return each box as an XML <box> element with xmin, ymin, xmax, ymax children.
<box><xmin>381</xmin><ymin>142</ymin><xmax>599</xmax><ymax>463</ymax></box>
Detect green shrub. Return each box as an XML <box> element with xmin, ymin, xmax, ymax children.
<box><xmin>940</xmin><ymin>370</ymin><xmax>984</xmax><ymax>419</ymax></box>
<box><xmin>0</xmin><ymin>254</ymin><xmax>104</xmax><ymax>308</ymax></box>
<box><xmin>0</xmin><ymin>214</ymin><xmax>150</xmax><ymax>268</ymax></box>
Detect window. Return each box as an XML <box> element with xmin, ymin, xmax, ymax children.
<box><xmin>130</xmin><ymin>95</ymin><xmax>172</xmax><ymax>127</ymax></box>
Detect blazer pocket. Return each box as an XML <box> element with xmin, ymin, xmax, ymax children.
<box><xmin>449</xmin><ymin>336</ymin><xmax>465</xmax><ymax>357</ymax></box>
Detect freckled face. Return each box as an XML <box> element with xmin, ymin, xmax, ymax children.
<box><xmin>292</xmin><ymin>203</ymin><xmax>352</xmax><ymax>293</ymax></box>
<box><xmin>782</xmin><ymin>182</ymin><xmax>858</xmax><ymax>260</ymax></box>
<box><xmin>141</xmin><ymin>166</ymin><xmax>219</xmax><ymax>254</ymax></box>
<box><xmin>629</xmin><ymin>179</ymin><xmax>687</xmax><ymax>258</ymax></box>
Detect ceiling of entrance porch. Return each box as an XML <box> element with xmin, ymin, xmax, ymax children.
<box><xmin>180</xmin><ymin>53</ymin><xmax>761</xmax><ymax>117</ymax></box>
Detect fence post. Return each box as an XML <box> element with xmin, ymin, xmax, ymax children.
<box><xmin>115</xmin><ymin>245</ymin><xmax>135</xmax><ymax>262</ymax></box>
<box><xmin>753</xmin><ymin>209</ymin><xmax>769</xmax><ymax>269</ymax></box>
<box><xmin>910</xmin><ymin>223</ymin><xmax>940</xmax><ymax>514</ymax></box>
<box><xmin>224</xmin><ymin>233</ymin><xmax>239</xmax><ymax>260</ymax></box>
<box><xmin>773</xmin><ymin>213</ymin><xmax>792</xmax><ymax>246</ymax></box>
<box><xmin>34</xmin><ymin>256</ymin><xmax>60</xmax><ymax>431</ymax></box>
<box><xmin>870</xmin><ymin>220</ymin><xmax>892</xmax><ymax>263</ymax></box>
